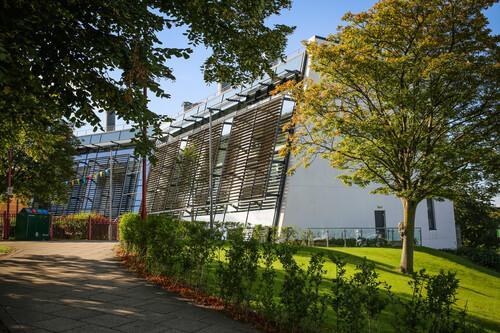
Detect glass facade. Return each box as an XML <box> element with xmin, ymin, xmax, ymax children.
<box><xmin>50</xmin><ymin>129</ymin><xmax>143</xmax><ymax>218</ymax></box>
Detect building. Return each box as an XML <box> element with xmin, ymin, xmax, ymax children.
<box><xmin>50</xmin><ymin>127</ymin><xmax>144</xmax><ymax>219</ymax></box>
<box><xmin>56</xmin><ymin>36</ymin><xmax>458</xmax><ymax>249</ymax></box>
<box><xmin>145</xmin><ymin>36</ymin><xmax>458</xmax><ymax>249</ymax></box>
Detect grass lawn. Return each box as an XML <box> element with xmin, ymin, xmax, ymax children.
<box><xmin>290</xmin><ymin>246</ymin><xmax>500</xmax><ymax>331</ymax></box>
<box><xmin>0</xmin><ymin>245</ymin><xmax>10</xmax><ymax>255</ymax></box>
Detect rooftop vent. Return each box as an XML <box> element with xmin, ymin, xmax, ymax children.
<box><xmin>106</xmin><ymin>111</ymin><xmax>115</xmax><ymax>132</ymax></box>
<box><xmin>182</xmin><ymin>101</ymin><xmax>201</xmax><ymax>112</ymax></box>
<box><xmin>217</xmin><ymin>82</ymin><xmax>232</xmax><ymax>95</ymax></box>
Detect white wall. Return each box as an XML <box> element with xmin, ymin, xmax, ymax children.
<box><xmin>279</xmin><ymin>158</ymin><xmax>457</xmax><ymax>249</ymax></box>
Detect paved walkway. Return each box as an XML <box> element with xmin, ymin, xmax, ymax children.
<box><xmin>0</xmin><ymin>241</ymin><xmax>259</xmax><ymax>333</ymax></box>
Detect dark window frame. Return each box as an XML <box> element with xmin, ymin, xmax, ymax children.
<box><xmin>427</xmin><ymin>198</ymin><xmax>436</xmax><ymax>230</ymax></box>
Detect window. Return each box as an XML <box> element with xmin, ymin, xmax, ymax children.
<box><xmin>427</xmin><ymin>198</ymin><xmax>436</xmax><ymax>230</ymax></box>
<box><xmin>179</xmin><ymin>139</ymin><xmax>188</xmax><ymax>150</ymax></box>
<box><xmin>222</xmin><ymin>119</ymin><xmax>233</xmax><ymax>136</ymax></box>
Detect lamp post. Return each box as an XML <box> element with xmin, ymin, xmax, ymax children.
<box><xmin>140</xmin><ymin>86</ymin><xmax>148</xmax><ymax>221</ymax></box>
<box><xmin>108</xmin><ymin>147</ymin><xmax>113</xmax><ymax>240</ymax></box>
<box><xmin>208</xmin><ymin>108</ymin><xmax>213</xmax><ymax>229</ymax></box>
<box><xmin>3</xmin><ymin>149</ymin><xmax>13</xmax><ymax>240</ymax></box>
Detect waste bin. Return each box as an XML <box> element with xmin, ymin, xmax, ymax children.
<box><xmin>15</xmin><ymin>208</ymin><xmax>51</xmax><ymax>240</ymax></box>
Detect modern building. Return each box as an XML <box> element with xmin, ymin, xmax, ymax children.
<box><xmin>145</xmin><ymin>36</ymin><xmax>458</xmax><ymax>249</ymax></box>
<box><xmin>55</xmin><ymin>36</ymin><xmax>458</xmax><ymax>249</ymax></box>
<box><xmin>50</xmin><ymin>127</ymin><xmax>144</xmax><ymax>219</ymax></box>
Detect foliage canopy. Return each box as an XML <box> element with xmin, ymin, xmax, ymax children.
<box><xmin>0</xmin><ymin>0</ymin><xmax>294</xmax><ymax>157</ymax></box>
<box><xmin>0</xmin><ymin>120</ymin><xmax>77</xmax><ymax>205</ymax></box>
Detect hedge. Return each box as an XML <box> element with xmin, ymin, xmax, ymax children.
<box><xmin>119</xmin><ymin>214</ymin><xmax>483</xmax><ymax>333</ymax></box>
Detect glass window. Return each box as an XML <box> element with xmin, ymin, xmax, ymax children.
<box><xmin>427</xmin><ymin>199</ymin><xmax>436</xmax><ymax>230</ymax></box>
<box><xmin>179</xmin><ymin>139</ymin><xmax>188</xmax><ymax>150</ymax></box>
<box><xmin>100</xmin><ymin>131</ymin><xmax>121</xmax><ymax>143</ymax></box>
<box><xmin>222</xmin><ymin>120</ymin><xmax>233</xmax><ymax>136</ymax></box>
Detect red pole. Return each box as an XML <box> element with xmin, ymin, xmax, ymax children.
<box><xmin>140</xmin><ymin>86</ymin><xmax>148</xmax><ymax>221</ymax></box>
<box><xmin>141</xmin><ymin>157</ymin><xmax>147</xmax><ymax>220</ymax></box>
<box><xmin>88</xmin><ymin>216</ymin><xmax>92</xmax><ymax>240</ymax></box>
<box><xmin>2</xmin><ymin>211</ymin><xmax>6</xmax><ymax>240</ymax></box>
<box><xmin>49</xmin><ymin>215</ymin><xmax>53</xmax><ymax>240</ymax></box>
<box><xmin>3</xmin><ymin>149</ymin><xmax>13</xmax><ymax>240</ymax></box>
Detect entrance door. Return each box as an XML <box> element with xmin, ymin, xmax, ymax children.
<box><xmin>374</xmin><ymin>210</ymin><xmax>386</xmax><ymax>238</ymax></box>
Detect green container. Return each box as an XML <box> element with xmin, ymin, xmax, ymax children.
<box><xmin>15</xmin><ymin>208</ymin><xmax>51</xmax><ymax>241</ymax></box>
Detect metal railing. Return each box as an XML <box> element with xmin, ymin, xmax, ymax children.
<box><xmin>52</xmin><ymin>215</ymin><xmax>119</xmax><ymax>241</ymax></box>
<box><xmin>0</xmin><ymin>212</ymin><xmax>17</xmax><ymax>239</ymax></box>
<box><xmin>306</xmin><ymin>227</ymin><xmax>422</xmax><ymax>247</ymax></box>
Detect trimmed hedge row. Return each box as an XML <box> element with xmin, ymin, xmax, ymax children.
<box><xmin>119</xmin><ymin>213</ymin><xmax>483</xmax><ymax>333</ymax></box>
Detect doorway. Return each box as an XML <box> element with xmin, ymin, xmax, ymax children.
<box><xmin>374</xmin><ymin>210</ymin><xmax>386</xmax><ymax>238</ymax></box>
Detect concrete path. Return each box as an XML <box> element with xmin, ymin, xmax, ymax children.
<box><xmin>0</xmin><ymin>241</ymin><xmax>259</xmax><ymax>333</ymax></box>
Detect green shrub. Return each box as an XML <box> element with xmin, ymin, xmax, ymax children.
<box><xmin>119</xmin><ymin>213</ymin><xmax>146</xmax><ymax>254</ymax></box>
<box><xmin>145</xmin><ymin>215</ymin><xmax>184</xmax><ymax>275</ymax></box>
<box><xmin>180</xmin><ymin>220</ymin><xmax>221</xmax><ymax>287</ymax></box>
<box><xmin>329</xmin><ymin>256</ymin><xmax>391</xmax><ymax>333</ymax></box>
<box><xmin>53</xmin><ymin>213</ymin><xmax>92</xmax><ymax>239</ymax></box>
<box><xmin>277</xmin><ymin>245</ymin><xmax>328</xmax><ymax>332</ymax></box>
<box><xmin>394</xmin><ymin>269</ymin><xmax>484</xmax><ymax>333</ymax></box>
<box><xmin>327</xmin><ymin>238</ymin><xmax>357</xmax><ymax>247</ymax></box>
<box><xmin>217</xmin><ymin>225</ymin><xmax>260</xmax><ymax>312</ymax></box>
<box><xmin>303</xmin><ymin>253</ymin><xmax>328</xmax><ymax>329</ymax></box>
<box><xmin>276</xmin><ymin>243</ymin><xmax>307</xmax><ymax>329</ymax></box>
<box><xmin>279</xmin><ymin>226</ymin><xmax>298</xmax><ymax>243</ymax></box>
<box><xmin>256</xmin><ymin>240</ymin><xmax>278</xmax><ymax>321</ymax></box>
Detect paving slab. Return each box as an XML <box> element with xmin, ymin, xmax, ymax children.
<box><xmin>0</xmin><ymin>241</ymin><xmax>260</xmax><ymax>333</ymax></box>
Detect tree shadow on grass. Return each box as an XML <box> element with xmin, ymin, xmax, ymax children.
<box><xmin>415</xmin><ymin>246</ymin><xmax>500</xmax><ymax>278</ymax></box>
<box><xmin>293</xmin><ymin>246</ymin><xmax>407</xmax><ymax>277</ymax></box>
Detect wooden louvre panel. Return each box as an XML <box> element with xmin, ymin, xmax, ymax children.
<box><xmin>217</xmin><ymin>97</ymin><xmax>283</xmax><ymax>204</ymax></box>
<box><xmin>146</xmin><ymin>144</ymin><xmax>164</xmax><ymax>212</ymax></box>
<box><xmin>146</xmin><ymin>147</ymin><xmax>164</xmax><ymax>211</ymax></box>
<box><xmin>171</xmin><ymin>132</ymin><xmax>202</xmax><ymax>209</ymax></box>
<box><xmin>190</xmin><ymin>124</ymin><xmax>223</xmax><ymax>207</ymax></box>
<box><xmin>147</xmin><ymin>141</ymin><xmax>181</xmax><ymax>213</ymax></box>
<box><xmin>155</xmin><ymin>124</ymin><xmax>224</xmax><ymax>211</ymax></box>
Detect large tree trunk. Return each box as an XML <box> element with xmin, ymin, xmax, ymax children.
<box><xmin>400</xmin><ymin>198</ymin><xmax>418</xmax><ymax>274</ymax></box>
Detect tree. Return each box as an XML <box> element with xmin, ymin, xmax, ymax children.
<box><xmin>0</xmin><ymin>0</ymin><xmax>294</xmax><ymax>158</ymax></box>
<box><xmin>277</xmin><ymin>0</ymin><xmax>499</xmax><ymax>273</ymax></box>
<box><xmin>0</xmin><ymin>120</ymin><xmax>77</xmax><ymax>206</ymax></box>
<box><xmin>454</xmin><ymin>184</ymin><xmax>499</xmax><ymax>249</ymax></box>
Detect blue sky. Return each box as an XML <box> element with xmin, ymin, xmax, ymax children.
<box><xmin>141</xmin><ymin>0</ymin><xmax>500</xmax><ymax>121</ymax></box>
